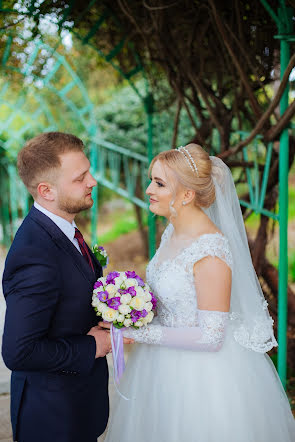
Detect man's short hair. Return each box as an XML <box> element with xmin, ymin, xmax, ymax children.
<box><xmin>17</xmin><ymin>132</ymin><xmax>85</xmax><ymax>198</ymax></box>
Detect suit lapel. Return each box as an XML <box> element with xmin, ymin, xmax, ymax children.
<box><xmin>29</xmin><ymin>207</ymin><xmax>96</xmax><ymax>286</ymax></box>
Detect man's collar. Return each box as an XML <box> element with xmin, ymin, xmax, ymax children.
<box><xmin>34</xmin><ymin>201</ymin><xmax>77</xmax><ymax>243</ymax></box>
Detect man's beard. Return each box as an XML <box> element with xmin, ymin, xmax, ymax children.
<box><xmin>58</xmin><ymin>194</ymin><xmax>93</xmax><ymax>214</ymax></box>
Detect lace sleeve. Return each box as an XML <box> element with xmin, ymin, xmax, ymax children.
<box><xmin>123</xmin><ymin>309</ymin><xmax>229</xmax><ymax>352</ymax></box>
<box><xmin>182</xmin><ymin>233</ymin><xmax>233</xmax><ymax>271</ymax></box>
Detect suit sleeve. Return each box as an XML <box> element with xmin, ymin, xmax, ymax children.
<box><xmin>2</xmin><ymin>246</ymin><xmax>96</xmax><ymax>375</ymax></box>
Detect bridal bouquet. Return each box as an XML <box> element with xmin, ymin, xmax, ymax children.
<box><xmin>92</xmin><ymin>271</ymin><xmax>157</xmax><ymax>328</ymax></box>
<box><xmin>92</xmin><ymin>270</ymin><xmax>157</xmax><ymax>398</ymax></box>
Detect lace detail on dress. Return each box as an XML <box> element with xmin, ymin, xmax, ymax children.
<box><xmin>198</xmin><ymin>310</ymin><xmax>229</xmax><ymax>344</ymax></box>
<box><xmin>124</xmin><ymin>324</ymin><xmax>163</xmax><ymax>345</ymax></box>
<box><xmin>123</xmin><ymin>309</ymin><xmax>229</xmax><ymax>351</ymax></box>
<box><xmin>181</xmin><ymin>233</ymin><xmax>233</xmax><ymax>272</ymax></box>
<box><xmin>146</xmin><ymin>226</ymin><xmax>232</xmax><ymax>328</ymax></box>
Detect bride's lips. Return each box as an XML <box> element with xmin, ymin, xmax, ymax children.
<box><xmin>149</xmin><ymin>198</ymin><xmax>158</xmax><ymax>203</ymax></box>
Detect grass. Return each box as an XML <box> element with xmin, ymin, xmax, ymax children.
<box><xmin>97</xmin><ymin>209</ymin><xmax>147</xmax><ymax>244</ymax></box>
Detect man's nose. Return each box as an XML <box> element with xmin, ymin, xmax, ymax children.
<box><xmin>88</xmin><ymin>173</ymin><xmax>97</xmax><ymax>187</ymax></box>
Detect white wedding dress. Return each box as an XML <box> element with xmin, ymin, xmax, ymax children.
<box><xmin>104</xmin><ymin>224</ymin><xmax>295</xmax><ymax>442</ymax></box>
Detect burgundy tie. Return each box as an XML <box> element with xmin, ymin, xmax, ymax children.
<box><xmin>74</xmin><ymin>228</ymin><xmax>94</xmax><ymax>273</ymax></box>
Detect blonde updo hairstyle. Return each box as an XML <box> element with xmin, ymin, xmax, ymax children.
<box><xmin>149</xmin><ymin>143</ymin><xmax>216</xmax><ymax>209</ymax></box>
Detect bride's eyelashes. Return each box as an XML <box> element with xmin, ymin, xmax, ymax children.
<box><xmin>150</xmin><ymin>177</ymin><xmax>165</xmax><ymax>187</ymax></box>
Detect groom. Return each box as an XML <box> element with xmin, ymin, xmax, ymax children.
<box><xmin>2</xmin><ymin>132</ymin><xmax>132</xmax><ymax>442</ymax></box>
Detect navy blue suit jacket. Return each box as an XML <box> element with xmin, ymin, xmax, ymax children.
<box><xmin>2</xmin><ymin>206</ymin><xmax>109</xmax><ymax>442</ymax></box>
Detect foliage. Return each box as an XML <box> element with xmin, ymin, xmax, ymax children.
<box><xmin>95</xmin><ymin>79</ymin><xmax>197</xmax><ymax>153</ymax></box>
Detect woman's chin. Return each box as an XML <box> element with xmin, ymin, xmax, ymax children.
<box><xmin>149</xmin><ymin>204</ymin><xmax>166</xmax><ymax>217</ymax></box>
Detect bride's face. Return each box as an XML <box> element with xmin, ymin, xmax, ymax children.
<box><xmin>146</xmin><ymin>160</ymin><xmax>181</xmax><ymax>217</ymax></box>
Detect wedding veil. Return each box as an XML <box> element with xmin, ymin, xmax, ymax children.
<box><xmin>204</xmin><ymin>156</ymin><xmax>278</xmax><ymax>353</ymax></box>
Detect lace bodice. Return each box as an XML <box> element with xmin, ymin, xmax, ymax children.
<box><xmin>146</xmin><ymin>224</ymin><xmax>233</xmax><ymax>328</ymax></box>
<box><xmin>123</xmin><ymin>224</ymin><xmax>233</xmax><ymax>351</ymax></box>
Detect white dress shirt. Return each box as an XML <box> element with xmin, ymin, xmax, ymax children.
<box><xmin>34</xmin><ymin>201</ymin><xmax>82</xmax><ymax>254</ymax></box>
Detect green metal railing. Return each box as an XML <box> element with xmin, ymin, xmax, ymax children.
<box><xmin>259</xmin><ymin>0</ymin><xmax>294</xmax><ymax>389</ymax></box>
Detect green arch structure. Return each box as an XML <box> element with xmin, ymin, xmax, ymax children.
<box><xmin>0</xmin><ymin>1</ymin><xmax>294</xmax><ymax>389</ymax></box>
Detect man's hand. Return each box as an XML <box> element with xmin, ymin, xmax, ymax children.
<box><xmin>87</xmin><ymin>326</ymin><xmax>112</xmax><ymax>358</ymax></box>
<box><xmin>87</xmin><ymin>326</ymin><xmax>134</xmax><ymax>358</ymax></box>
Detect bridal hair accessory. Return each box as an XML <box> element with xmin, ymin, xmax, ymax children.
<box><xmin>176</xmin><ymin>146</ymin><xmax>199</xmax><ymax>176</ymax></box>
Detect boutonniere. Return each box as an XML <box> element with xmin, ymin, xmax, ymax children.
<box><xmin>92</xmin><ymin>244</ymin><xmax>109</xmax><ymax>269</ymax></box>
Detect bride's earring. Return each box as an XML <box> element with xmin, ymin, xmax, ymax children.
<box><xmin>182</xmin><ymin>201</ymin><xmax>187</xmax><ymax>206</ymax></box>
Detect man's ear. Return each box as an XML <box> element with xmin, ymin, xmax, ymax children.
<box><xmin>37</xmin><ymin>182</ymin><xmax>56</xmax><ymax>201</ymax></box>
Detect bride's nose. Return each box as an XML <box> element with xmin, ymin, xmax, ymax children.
<box><xmin>146</xmin><ymin>182</ymin><xmax>153</xmax><ymax>195</ymax></box>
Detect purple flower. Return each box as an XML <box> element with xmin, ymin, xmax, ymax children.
<box><xmin>150</xmin><ymin>292</ymin><xmax>157</xmax><ymax>309</ymax></box>
<box><xmin>97</xmin><ymin>291</ymin><xmax>109</xmax><ymax>302</ymax></box>
<box><xmin>118</xmin><ymin>289</ymin><xmax>127</xmax><ymax>295</ymax></box>
<box><xmin>94</xmin><ymin>280</ymin><xmax>103</xmax><ymax>289</ymax></box>
<box><xmin>125</xmin><ymin>271</ymin><xmax>145</xmax><ymax>287</ymax></box>
<box><xmin>106</xmin><ymin>297</ymin><xmax>121</xmax><ymax>310</ymax></box>
<box><xmin>136</xmin><ymin>276</ymin><xmax>145</xmax><ymax>287</ymax></box>
<box><xmin>125</xmin><ymin>271</ymin><xmax>137</xmax><ymax>279</ymax></box>
<box><xmin>118</xmin><ymin>287</ymin><xmax>137</xmax><ymax>297</ymax></box>
<box><xmin>106</xmin><ymin>271</ymin><xmax>120</xmax><ymax>285</ymax></box>
<box><xmin>98</xmin><ymin>246</ymin><xmax>105</xmax><ymax>251</ymax></box>
<box><xmin>127</xmin><ymin>287</ymin><xmax>137</xmax><ymax>297</ymax></box>
<box><xmin>130</xmin><ymin>310</ymin><xmax>141</xmax><ymax>323</ymax></box>
<box><xmin>141</xmin><ymin>309</ymin><xmax>148</xmax><ymax>318</ymax></box>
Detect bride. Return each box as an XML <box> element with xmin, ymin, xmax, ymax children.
<box><xmin>102</xmin><ymin>143</ymin><xmax>295</xmax><ymax>442</ymax></box>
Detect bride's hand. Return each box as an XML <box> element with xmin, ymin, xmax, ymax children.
<box><xmin>98</xmin><ymin>321</ymin><xmax>134</xmax><ymax>344</ymax></box>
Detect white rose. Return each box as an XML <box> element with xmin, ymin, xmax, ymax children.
<box><xmin>135</xmin><ymin>320</ymin><xmax>144</xmax><ymax>327</ymax></box>
<box><xmin>145</xmin><ymin>301</ymin><xmax>153</xmax><ymax>312</ymax></box>
<box><xmin>146</xmin><ymin>311</ymin><xmax>154</xmax><ymax>323</ymax></box>
<box><xmin>123</xmin><ymin>318</ymin><xmax>132</xmax><ymax>327</ymax></box>
<box><xmin>117</xmin><ymin>314</ymin><xmax>125</xmax><ymax>323</ymax></box>
<box><xmin>102</xmin><ymin>308</ymin><xmax>119</xmax><ymax>322</ymax></box>
<box><xmin>141</xmin><ymin>316</ymin><xmax>149</xmax><ymax>326</ymax></box>
<box><xmin>144</xmin><ymin>284</ymin><xmax>151</xmax><ymax>292</ymax></box>
<box><xmin>143</xmin><ymin>291</ymin><xmax>152</xmax><ymax>302</ymax></box>
<box><xmin>105</xmin><ymin>284</ymin><xmax>117</xmax><ymax>298</ymax></box>
<box><xmin>135</xmin><ymin>286</ymin><xmax>145</xmax><ymax>297</ymax></box>
<box><xmin>120</xmin><ymin>293</ymin><xmax>132</xmax><ymax>305</ymax></box>
<box><xmin>97</xmin><ymin>302</ymin><xmax>108</xmax><ymax>313</ymax></box>
<box><xmin>91</xmin><ymin>297</ymin><xmax>100</xmax><ymax>308</ymax></box>
<box><xmin>118</xmin><ymin>304</ymin><xmax>131</xmax><ymax>315</ymax></box>
<box><xmin>130</xmin><ymin>297</ymin><xmax>145</xmax><ymax>311</ymax></box>
<box><xmin>93</xmin><ymin>286</ymin><xmax>104</xmax><ymax>295</ymax></box>
<box><xmin>125</xmin><ymin>278</ymin><xmax>138</xmax><ymax>288</ymax></box>
<box><xmin>114</xmin><ymin>274</ymin><xmax>126</xmax><ymax>288</ymax></box>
